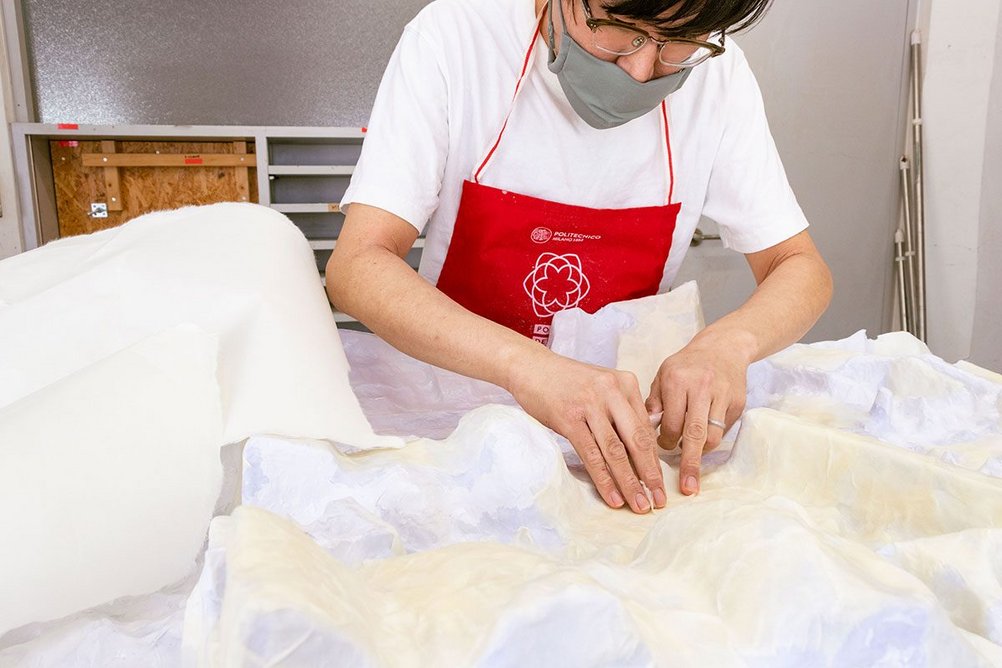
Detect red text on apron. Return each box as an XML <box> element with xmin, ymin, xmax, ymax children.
<box><xmin>436</xmin><ymin>16</ymin><xmax>682</xmax><ymax>343</ymax></box>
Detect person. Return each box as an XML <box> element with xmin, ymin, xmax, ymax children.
<box><xmin>327</xmin><ymin>0</ymin><xmax>833</xmax><ymax>515</ymax></box>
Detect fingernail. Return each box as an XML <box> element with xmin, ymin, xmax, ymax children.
<box><xmin>684</xmin><ymin>476</ymin><xmax>698</xmax><ymax>495</ymax></box>
<box><xmin>610</xmin><ymin>491</ymin><xmax>625</xmax><ymax>507</ymax></box>
<box><xmin>653</xmin><ymin>488</ymin><xmax>667</xmax><ymax>508</ymax></box>
<box><xmin>635</xmin><ymin>493</ymin><xmax>650</xmax><ymax>512</ymax></box>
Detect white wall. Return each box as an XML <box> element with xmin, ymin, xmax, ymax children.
<box><xmin>923</xmin><ymin>0</ymin><xmax>1002</xmax><ymax>363</ymax></box>
<box><xmin>969</xmin><ymin>9</ymin><xmax>1002</xmax><ymax>371</ymax></box>
<box><xmin>677</xmin><ymin>0</ymin><xmax>916</xmax><ymax>344</ymax></box>
<box><xmin>0</xmin><ymin>3</ymin><xmax>23</xmax><ymax>260</ymax></box>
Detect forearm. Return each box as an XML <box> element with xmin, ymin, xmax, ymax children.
<box><xmin>691</xmin><ymin>249</ymin><xmax>833</xmax><ymax>364</ymax></box>
<box><xmin>327</xmin><ymin>247</ymin><xmax>546</xmax><ymax>392</ymax></box>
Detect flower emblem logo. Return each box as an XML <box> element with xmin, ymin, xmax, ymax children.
<box><xmin>523</xmin><ymin>253</ymin><xmax>591</xmax><ymax>317</ymax></box>
<box><xmin>530</xmin><ymin>227</ymin><xmax>553</xmax><ymax>244</ymax></box>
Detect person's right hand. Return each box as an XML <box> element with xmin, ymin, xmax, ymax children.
<box><xmin>506</xmin><ymin>348</ymin><xmax>666</xmax><ymax>514</ymax></box>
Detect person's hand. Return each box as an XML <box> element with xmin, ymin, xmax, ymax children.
<box><xmin>645</xmin><ymin>333</ymin><xmax>753</xmax><ymax>496</ymax></box>
<box><xmin>507</xmin><ymin>350</ymin><xmax>666</xmax><ymax>514</ymax></box>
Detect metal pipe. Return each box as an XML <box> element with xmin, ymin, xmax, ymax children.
<box><xmin>899</xmin><ymin>156</ymin><xmax>918</xmax><ymax>335</ymax></box>
<box><xmin>894</xmin><ymin>228</ymin><xmax>910</xmax><ymax>333</ymax></box>
<box><xmin>911</xmin><ymin>30</ymin><xmax>928</xmax><ymax>341</ymax></box>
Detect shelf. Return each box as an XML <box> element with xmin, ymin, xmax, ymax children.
<box><xmin>268</xmin><ymin>165</ymin><xmax>354</xmax><ymax>176</ymax></box>
<box><xmin>272</xmin><ymin>203</ymin><xmax>341</xmax><ymax>214</ymax></box>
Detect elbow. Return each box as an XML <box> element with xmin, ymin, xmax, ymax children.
<box><xmin>817</xmin><ymin>256</ymin><xmax>834</xmax><ymax>312</ymax></box>
<box><xmin>324</xmin><ymin>247</ymin><xmax>353</xmax><ymax>312</ymax></box>
<box><xmin>325</xmin><ymin>244</ymin><xmax>392</xmax><ymax>317</ymax></box>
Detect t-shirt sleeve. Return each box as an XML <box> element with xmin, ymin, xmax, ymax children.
<box><xmin>701</xmin><ymin>51</ymin><xmax>809</xmax><ymax>254</ymax></box>
<box><xmin>340</xmin><ymin>24</ymin><xmax>450</xmax><ymax>234</ymax></box>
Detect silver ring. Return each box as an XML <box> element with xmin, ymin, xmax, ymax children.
<box><xmin>707</xmin><ymin>418</ymin><xmax>727</xmax><ymax>430</ymax></box>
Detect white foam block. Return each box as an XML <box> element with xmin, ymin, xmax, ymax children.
<box><xmin>0</xmin><ymin>202</ymin><xmax>399</xmax><ymax>451</ymax></box>
<box><xmin>0</xmin><ymin>326</ymin><xmax>223</xmax><ymax>635</ymax></box>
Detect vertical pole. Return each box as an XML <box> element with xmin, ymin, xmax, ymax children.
<box><xmin>895</xmin><ymin>228</ymin><xmax>910</xmax><ymax>334</ymax></box>
<box><xmin>911</xmin><ymin>30</ymin><xmax>928</xmax><ymax>342</ymax></box>
<box><xmin>899</xmin><ymin>157</ymin><xmax>918</xmax><ymax>336</ymax></box>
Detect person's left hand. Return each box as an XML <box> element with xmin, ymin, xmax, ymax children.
<box><xmin>644</xmin><ymin>333</ymin><xmax>753</xmax><ymax>496</ymax></box>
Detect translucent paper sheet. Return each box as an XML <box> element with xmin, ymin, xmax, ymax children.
<box><xmin>191</xmin><ymin>405</ymin><xmax>1002</xmax><ymax>666</ymax></box>
<box><xmin>182</xmin><ymin>287</ymin><xmax>1002</xmax><ymax>666</ymax></box>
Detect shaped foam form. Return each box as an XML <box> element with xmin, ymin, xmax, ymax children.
<box><xmin>0</xmin><ymin>326</ymin><xmax>222</xmax><ymax>635</ymax></box>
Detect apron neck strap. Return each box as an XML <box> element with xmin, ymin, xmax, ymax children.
<box><xmin>473</xmin><ymin>10</ymin><xmax>546</xmax><ymax>184</ymax></box>
<box><xmin>660</xmin><ymin>100</ymin><xmax>675</xmax><ymax>204</ymax></box>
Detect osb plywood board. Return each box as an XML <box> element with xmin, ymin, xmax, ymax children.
<box><xmin>50</xmin><ymin>140</ymin><xmax>258</xmax><ymax>237</ymax></box>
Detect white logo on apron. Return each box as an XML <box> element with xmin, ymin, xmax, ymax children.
<box><xmin>523</xmin><ymin>253</ymin><xmax>591</xmax><ymax>317</ymax></box>
<box><xmin>530</xmin><ymin>227</ymin><xmax>553</xmax><ymax>243</ymax></box>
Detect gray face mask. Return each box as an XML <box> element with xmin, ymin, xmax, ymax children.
<box><xmin>546</xmin><ymin>0</ymin><xmax>692</xmax><ymax>130</ymax></box>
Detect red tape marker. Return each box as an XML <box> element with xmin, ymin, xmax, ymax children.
<box><xmin>57</xmin><ymin>123</ymin><xmax>79</xmax><ymax>130</ymax></box>
<box><xmin>184</xmin><ymin>156</ymin><xmax>204</xmax><ymax>165</ymax></box>
<box><xmin>58</xmin><ymin>140</ymin><xmax>79</xmax><ymax>148</ymax></box>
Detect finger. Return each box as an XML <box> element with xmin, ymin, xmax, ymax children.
<box><xmin>617</xmin><ymin>389</ymin><xmax>667</xmax><ymax>509</ymax></box>
<box><xmin>566</xmin><ymin>422</ymin><xmax>624</xmax><ymax>509</ymax></box>
<box><xmin>644</xmin><ymin>372</ymin><xmax>663</xmax><ymax>415</ymax></box>
<box><xmin>725</xmin><ymin>393</ymin><xmax>746</xmax><ymax>428</ymax></box>
<box><xmin>657</xmin><ymin>378</ymin><xmax>687</xmax><ymax>451</ymax></box>
<box><xmin>679</xmin><ymin>390</ymin><xmax>711</xmax><ymax>496</ymax></box>
<box><xmin>587</xmin><ymin>412</ymin><xmax>649</xmax><ymax>514</ymax></box>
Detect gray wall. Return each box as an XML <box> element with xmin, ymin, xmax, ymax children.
<box><xmin>23</xmin><ymin>0</ymin><xmax>431</xmax><ymax>126</ymax></box>
<box><xmin>675</xmin><ymin>0</ymin><xmax>915</xmax><ymax>343</ymax></box>
<box><xmin>970</xmin><ymin>9</ymin><xmax>1002</xmax><ymax>372</ymax></box>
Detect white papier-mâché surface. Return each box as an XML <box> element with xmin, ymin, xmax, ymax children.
<box><xmin>182</xmin><ymin>292</ymin><xmax>1002</xmax><ymax>667</ymax></box>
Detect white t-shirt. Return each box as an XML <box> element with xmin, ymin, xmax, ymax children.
<box><xmin>342</xmin><ymin>0</ymin><xmax>808</xmax><ymax>291</ymax></box>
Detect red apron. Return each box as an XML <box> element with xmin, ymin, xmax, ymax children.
<box><xmin>436</xmin><ymin>16</ymin><xmax>681</xmax><ymax>343</ymax></box>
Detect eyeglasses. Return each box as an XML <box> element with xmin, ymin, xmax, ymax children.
<box><xmin>579</xmin><ymin>0</ymin><xmax>726</xmax><ymax>68</ymax></box>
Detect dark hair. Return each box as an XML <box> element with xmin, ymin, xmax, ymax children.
<box><xmin>598</xmin><ymin>0</ymin><xmax>774</xmax><ymax>37</ymax></box>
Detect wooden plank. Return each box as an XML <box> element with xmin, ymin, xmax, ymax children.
<box><xmin>81</xmin><ymin>153</ymin><xmax>258</xmax><ymax>168</ymax></box>
<box><xmin>233</xmin><ymin>140</ymin><xmax>250</xmax><ymax>202</ymax></box>
<box><xmin>101</xmin><ymin>140</ymin><xmax>123</xmax><ymax>211</ymax></box>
